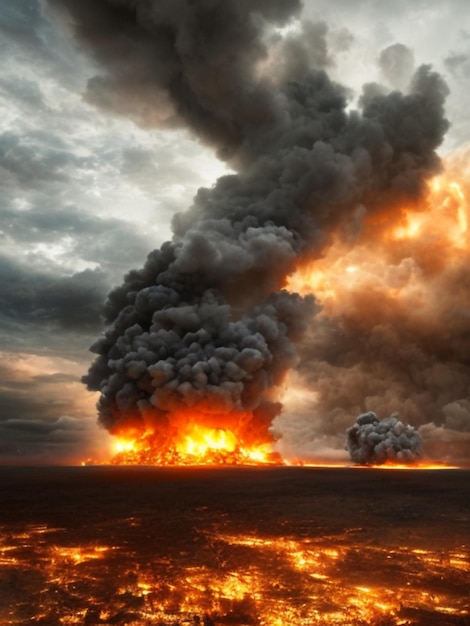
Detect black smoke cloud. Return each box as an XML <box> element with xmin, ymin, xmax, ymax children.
<box><xmin>47</xmin><ymin>0</ymin><xmax>303</xmax><ymax>161</ymax></box>
<box><xmin>49</xmin><ymin>0</ymin><xmax>450</xmax><ymax>451</ymax></box>
<box><xmin>346</xmin><ymin>412</ymin><xmax>422</xmax><ymax>465</ymax></box>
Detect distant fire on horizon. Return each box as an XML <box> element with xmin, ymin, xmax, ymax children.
<box><xmin>49</xmin><ymin>0</ymin><xmax>470</xmax><ymax>467</ymax></box>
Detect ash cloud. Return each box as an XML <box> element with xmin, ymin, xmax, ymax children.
<box><xmin>346</xmin><ymin>412</ymin><xmax>422</xmax><ymax>465</ymax></box>
<box><xmin>50</xmin><ymin>0</ymin><xmax>452</xmax><ymax>451</ymax></box>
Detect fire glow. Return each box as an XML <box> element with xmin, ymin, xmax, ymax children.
<box><xmin>110</xmin><ymin>423</ymin><xmax>281</xmax><ymax>466</ymax></box>
<box><xmin>2</xmin><ymin>521</ymin><xmax>469</xmax><ymax>625</ymax></box>
<box><xmin>279</xmin><ymin>162</ymin><xmax>470</xmax><ymax>468</ymax></box>
<box><xmin>285</xmin><ymin>170</ymin><xmax>468</xmax><ymax>304</ymax></box>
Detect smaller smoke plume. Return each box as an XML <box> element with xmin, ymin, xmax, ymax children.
<box><xmin>346</xmin><ymin>412</ymin><xmax>422</xmax><ymax>465</ymax></box>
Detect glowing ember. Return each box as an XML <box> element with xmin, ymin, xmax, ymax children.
<box><xmin>2</xmin><ymin>524</ymin><xmax>469</xmax><ymax>625</ymax></box>
<box><xmin>1</xmin><ymin>466</ymin><xmax>469</xmax><ymax>625</ymax></box>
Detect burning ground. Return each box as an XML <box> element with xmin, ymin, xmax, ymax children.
<box><xmin>44</xmin><ymin>0</ymin><xmax>470</xmax><ymax>466</ymax></box>
<box><xmin>0</xmin><ymin>466</ymin><xmax>469</xmax><ymax>625</ymax></box>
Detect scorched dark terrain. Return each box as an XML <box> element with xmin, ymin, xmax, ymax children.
<box><xmin>0</xmin><ymin>466</ymin><xmax>469</xmax><ymax>625</ymax></box>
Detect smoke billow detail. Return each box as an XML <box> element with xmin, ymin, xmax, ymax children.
<box><xmin>346</xmin><ymin>412</ymin><xmax>422</xmax><ymax>465</ymax></box>
<box><xmin>49</xmin><ymin>0</ymin><xmax>453</xmax><ymax>461</ymax></box>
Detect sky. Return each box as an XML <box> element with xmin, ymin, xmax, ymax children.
<box><xmin>1</xmin><ymin>0</ymin><xmax>469</xmax><ymax>465</ymax></box>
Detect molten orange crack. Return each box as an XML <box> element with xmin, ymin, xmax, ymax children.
<box><xmin>3</xmin><ymin>522</ymin><xmax>469</xmax><ymax>624</ymax></box>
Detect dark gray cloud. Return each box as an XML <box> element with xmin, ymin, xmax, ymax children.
<box><xmin>2</xmin><ymin>416</ymin><xmax>86</xmax><ymax>436</ymax></box>
<box><xmin>0</xmin><ymin>0</ymin><xmax>47</xmax><ymax>47</ymax></box>
<box><xmin>0</xmin><ymin>216</ymin><xmax>162</xmax><ymax>335</ymax></box>
<box><xmin>0</xmin><ymin>356</ymin><xmax>106</xmax><ymax>464</ymax></box>
<box><xmin>34</xmin><ymin>269</ymin><xmax>112</xmax><ymax>330</ymax></box>
<box><xmin>0</xmin><ymin>130</ymin><xmax>88</xmax><ymax>186</ymax></box>
<box><xmin>301</xmin><ymin>0</ymin><xmax>470</xmax><ymax>151</ymax></box>
<box><xmin>0</xmin><ymin>414</ymin><xmax>99</xmax><ymax>464</ymax></box>
<box><xmin>0</xmin><ymin>255</ymin><xmax>108</xmax><ymax>331</ymax></box>
<box><xmin>0</xmin><ymin>384</ymin><xmax>67</xmax><ymax>424</ymax></box>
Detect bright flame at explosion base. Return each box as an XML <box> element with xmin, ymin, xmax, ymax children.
<box><xmin>111</xmin><ymin>422</ymin><xmax>280</xmax><ymax>466</ymax></box>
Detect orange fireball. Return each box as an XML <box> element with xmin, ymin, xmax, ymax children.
<box><xmin>110</xmin><ymin>419</ymin><xmax>281</xmax><ymax>466</ymax></box>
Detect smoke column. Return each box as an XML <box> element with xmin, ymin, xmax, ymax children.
<box><xmin>48</xmin><ymin>0</ymin><xmax>454</xmax><ymax>460</ymax></box>
<box><xmin>346</xmin><ymin>412</ymin><xmax>422</xmax><ymax>465</ymax></box>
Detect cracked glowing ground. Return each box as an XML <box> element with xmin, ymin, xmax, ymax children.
<box><xmin>0</xmin><ymin>466</ymin><xmax>468</xmax><ymax>625</ymax></box>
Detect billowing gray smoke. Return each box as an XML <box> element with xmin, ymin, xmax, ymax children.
<box><xmin>346</xmin><ymin>412</ymin><xmax>422</xmax><ymax>465</ymax></box>
<box><xmin>48</xmin><ymin>0</ymin><xmax>450</xmax><ymax>453</ymax></box>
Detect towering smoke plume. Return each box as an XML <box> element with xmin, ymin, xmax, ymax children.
<box><xmin>48</xmin><ymin>0</ymin><xmax>456</xmax><ymax>461</ymax></box>
<box><xmin>346</xmin><ymin>412</ymin><xmax>422</xmax><ymax>465</ymax></box>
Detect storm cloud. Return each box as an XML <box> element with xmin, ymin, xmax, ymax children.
<box><xmin>0</xmin><ymin>355</ymin><xmax>107</xmax><ymax>464</ymax></box>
